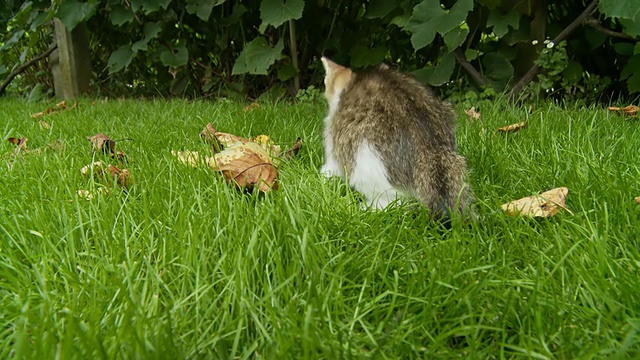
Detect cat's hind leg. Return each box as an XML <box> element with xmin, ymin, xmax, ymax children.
<box><xmin>348</xmin><ymin>141</ymin><xmax>402</xmax><ymax>210</ymax></box>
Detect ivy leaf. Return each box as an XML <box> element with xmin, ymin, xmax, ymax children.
<box><xmin>0</xmin><ymin>30</ymin><xmax>25</xmax><ymax>51</ymax></box>
<box><xmin>259</xmin><ymin>0</ymin><xmax>304</xmax><ymax>31</ymax></box>
<box><xmin>55</xmin><ymin>0</ymin><xmax>99</xmax><ymax>31</ymax></box>
<box><xmin>487</xmin><ymin>10</ymin><xmax>520</xmax><ymax>37</ymax></box>
<box><xmin>599</xmin><ymin>0</ymin><xmax>640</xmax><ymax>21</ymax></box>
<box><xmin>365</xmin><ymin>0</ymin><xmax>399</xmax><ymax>19</ymax></box>
<box><xmin>232</xmin><ymin>37</ymin><xmax>284</xmax><ymax>75</ymax></box>
<box><xmin>443</xmin><ymin>26</ymin><xmax>468</xmax><ymax>50</ymax></box>
<box><xmin>108</xmin><ymin>44</ymin><xmax>134</xmax><ymax>73</ymax></box>
<box><xmin>350</xmin><ymin>45</ymin><xmax>387</xmax><ymax>68</ymax></box>
<box><xmin>186</xmin><ymin>0</ymin><xmax>225</xmax><ymax>21</ymax></box>
<box><xmin>110</xmin><ymin>5</ymin><xmax>134</xmax><ymax>26</ymax></box>
<box><xmin>220</xmin><ymin>4</ymin><xmax>247</xmax><ymax>26</ymax></box>
<box><xmin>482</xmin><ymin>52</ymin><xmax>514</xmax><ymax>90</ymax></box>
<box><xmin>620</xmin><ymin>18</ymin><xmax>640</xmax><ymax>37</ymax></box>
<box><xmin>411</xmin><ymin>52</ymin><xmax>455</xmax><ymax>86</ymax></box>
<box><xmin>405</xmin><ymin>0</ymin><xmax>473</xmax><ymax>51</ymax></box>
<box><xmin>132</xmin><ymin>22</ymin><xmax>161</xmax><ymax>52</ymax></box>
<box><xmin>130</xmin><ymin>0</ymin><xmax>172</xmax><ymax>14</ymax></box>
<box><xmin>160</xmin><ymin>45</ymin><xmax>189</xmax><ymax>67</ymax></box>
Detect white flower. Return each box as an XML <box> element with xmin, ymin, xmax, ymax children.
<box><xmin>532</xmin><ymin>40</ymin><xmax>539</xmax><ymax>45</ymax></box>
<box><xmin>546</xmin><ymin>41</ymin><xmax>554</xmax><ymax>49</ymax></box>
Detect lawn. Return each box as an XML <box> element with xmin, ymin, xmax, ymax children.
<box><xmin>1</xmin><ymin>97</ymin><xmax>639</xmax><ymax>358</ymax></box>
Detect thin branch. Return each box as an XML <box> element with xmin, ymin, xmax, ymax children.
<box><xmin>453</xmin><ymin>48</ymin><xmax>489</xmax><ymax>88</ymax></box>
<box><xmin>509</xmin><ymin>0</ymin><xmax>599</xmax><ymax>101</ymax></box>
<box><xmin>288</xmin><ymin>19</ymin><xmax>300</xmax><ymax>93</ymax></box>
<box><xmin>0</xmin><ymin>44</ymin><xmax>58</xmax><ymax>96</ymax></box>
<box><xmin>583</xmin><ymin>17</ymin><xmax>637</xmax><ymax>40</ymax></box>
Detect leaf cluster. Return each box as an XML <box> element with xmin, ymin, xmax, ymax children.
<box><xmin>2</xmin><ymin>0</ymin><xmax>640</xmax><ymax>101</ymax></box>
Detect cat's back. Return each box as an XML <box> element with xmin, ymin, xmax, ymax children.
<box><xmin>338</xmin><ymin>65</ymin><xmax>456</xmax><ymax>148</ymax></box>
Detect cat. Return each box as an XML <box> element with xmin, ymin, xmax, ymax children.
<box><xmin>320</xmin><ymin>57</ymin><xmax>474</xmax><ymax>222</ymax></box>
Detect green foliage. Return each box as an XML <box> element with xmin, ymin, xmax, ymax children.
<box><xmin>405</xmin><ymin>0</ymin><xmax>473</xmax><ymax>51</ymax></box>
<box><xmin>2</xmin><ymin>0</ymin><xmax>640</xmax><ymax>100</ymax></box>
<box><xmin>232</xmin><ymin>37</ymin><xmax>284</xmax><ymax>75</ymax></box>
<box><xmin>55</xmin><ymin>0</ymin><xmax>99</xmax><ymax>31</ymax></box>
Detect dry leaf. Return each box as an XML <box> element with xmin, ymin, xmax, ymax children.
<box><xmin>112</xmin><ymin>150</ymin><xmax>127</xmax><ymax>163</ymax></box>
<box><xmin>77</xmin><ymin>187</ymin><xmax>109</xmax><ymax>200</ymax></box>
<box><xmin>200</xmin><ymin>123</ymin><xmax>223</xmax><ymax>151</ymax></box>
<box><xmin>243</xmin><ymin>102</ymin><xmax>260</xmax><ymax>111</ymax></box>
<box><xmin>87</xmin><ymin>133</ymin><xmax>115</xmax><ymax>154</ymax></box>
<box><xmin>80</xmin><ymin>161</ymin><xmax>133</xmax><ymax>188</ymax></box>
<box><xmin>8</xmin><ymin>137</ymin><xmax>27</xmax><ymax>147</ymax></box>
<box><xmin>215</xmin><ymin>142</ymin><xmax>278</xmax><ymax>192</ymax></box>
<box><xmin>31</xmin><ymin>100</ymin><xmax>76</xmax><ymax>118</ymax></box>
<box><xmin>215</xmin><ymin>131</ymin><xmax>251</xmax><ymax>147</ymax></box>
<box><xmin>635</xmin><ymin>196</ymin><xmax>640</xmax><ymax>205</ymax></box>
<box><xmin>464</xmin><ymin>107</ymin><xmax>481</xmax><ymax>121</ymax></box>
<box><xmin>253</xmin><ymin>134</ymin><xmax>281</xmax><ymax>156</ymax></box>
<box><xmin>501</xmin><ymin>187</ymin><xmax>570</xmax><ymax>218</ymax></box>
<box><xmin>173</xmin><ymin>143</ymin><xmax>278</xmax><ymax>193</ymax></box>
<box><xmin>171</xmin><ymin>150</ymin><xmax>208</xmax><ymax>167</ymax></box>
<box><xmin>498</xmin><ymin>121</ymin><xmax>528</xmax><ymax>133</ymax></box>
<box><xmin>39</xmin><ymin>120</ymin><xmax>51</xmax><ymax>129</ymax></box>
<box><xmin>285</xmin><ymin>137</ymin><xmax>303</xmax><ymax>159</ymax></box>
<box><xmin>608</xmin><ymin>105</ymin><xmax>639</xmax><ymax>117</ymax></box>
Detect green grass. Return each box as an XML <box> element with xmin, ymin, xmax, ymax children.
<box><xmin>1</xmin><ymin>97</ymin><xmax>640</xmax><ymax>359</ymax></box>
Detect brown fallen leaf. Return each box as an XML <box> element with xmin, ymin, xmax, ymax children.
<box><xmin>31</xmin><ymin>100</ymin><xmax>77</xmax><ymax>118</ymax></box>
<box><xmin>243</xmin><ymin>102</ymin><xmax>260</xmax><ymax>111</ymax></box>
<box><xmin>215</xmin><ymin>142</ymin><xmax>278</xmax><ymax>192</ymax></box>
<box><xmin>464</xmin><ymin>107</ymin><xmax>481</xmax><ymax>121</ymax></box>
<box><xmin>38</xmin><ymin>120</ymin><xmax>51</xmax><ymax>129</ymax></box>
<box><xmin>8</xmin><ymin>137</ymin><xmax>27</xmax><ymax>147</ymax></box>
<box><xmin>200</xmin><ymin>123</ymin><xmax>223</xmax><ymax>151</ymax></box>
<box><xmin>87</xmin><ymin>133</ymin><xmax>116</xmax><ymax>155</ymax></box>
<box><xmin>635</xmin><ymin>196</ymin><xmax>640</xmax><ymax>205</ymax></box>
<box><xmin>498</xmin><ymin>121</ymin><xmax>528</xmax><ymax>133</ymax></box>
<box><xmin>253</xmin><ymin>134</ymin><xmax>281</xmax><ymax>156</ymax></box>
<box><xmin>215</xmin><ymin>131</ymin><xmax>252</xmax><ymax>147</ymax></box>
<box><xmin>80</xmin><ymin>161</ymin><xmax>133</xmax><ymax>188</ymax></box>
<box><xmin>608</xmin><ymin>105</ymin><xmax>639</xmax><ymax>117</ymax></box>
<box><xmin>77</xmin><ymin>187</ymin><xmax>109</xmax><ymax>200</ymax></box>
<box><xmin>285</xmin><ymin>137</ymin><xmax>303</xmax><ymax>159</ymax></box>
<box><xmin>173</xmin><ymin>142</ymin><xmax>278</xmax><ymax>193</ymax></box>
<box><xmin>501</xmin><ymin>187</ymin><xmax>570</xmax><ymax>218</ymax></box>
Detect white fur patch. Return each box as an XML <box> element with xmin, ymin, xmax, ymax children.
<box><xmin>320</xmin><ymin>89</ymin><xmax>344</xmax><ymax>178</ymax></box>
<box><xmin>349</xmin><ymin>141</ymin><xmax>401</xmax><ymax>209</ymax></box>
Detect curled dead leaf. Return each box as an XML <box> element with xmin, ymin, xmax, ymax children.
<box><xmin>285</xmin><ymin>137</ymin><xmax>303</xmax><ymax>159</ymax></box>
<box><xmin>173</xmin><ymin>143</ymin><xmax>278</xmax><ymax>193</ymax></box>
<box><xmin>215</xmin><ymin>142</ymin><xmax>278</xmax><ymax>192</ymax></box>
<box><xmin>8</xmin><ymin>137</ymin><xmax>27</xmax><ymax>147</ymax></box>
<box><xmin>80</xmin><ymin>161</ymin><xmax>133</xmax><ymax>188</ymax></box>
<box><xmin>608</xmin><ymin>105</ymin><xmax>639</xmax><ymax>117</ymax></box>
<box><xmin>501</xmin><ymin>187</ymin><xmax>571</xmax><ymax>218</ymax></box>
<box><xmin>87</xmin><ymin>133</ymin><xmax>115</xmax><ymax>154</ymax></box>
<box><xmin>200</xmin><ymin>123</ymin><xmax>223</xmax><ymax>151</ymax></box>
<box><xmin>31</xmin><ymin>100</ymin><xmax>77</xmax><ymax>118</ymax></box>
<box><xmin>243</xmin><ymin>102</ymin><xmax>259</xmax><ymax>111</ymax></box>
<box><xmin>77</xmin><ymin>187</ymin><xmax>109</xmax><ymax>200</ymax></box>
<box><xmin>39</xmin><ymin>120</ymin><xmax>51</xmax><ymax>129</ymax></box>
<box><xmin>464</xmin><ymin>107</ymin><xmax>481</xmax><ymax>121</ymax></box>
<box><xmin>215</xmin><ymin>131</ymin><xmax>251</xmax><ymax>147</ymax></box>
<box><xmin>498</xmin><ymin>121</ymin><xmax>528</xmax><ymax>133</ymax></box>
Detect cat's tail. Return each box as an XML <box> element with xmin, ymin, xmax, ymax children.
<box><xmin>414</xmin><ymin>149</ymin><xmax>475</xmax><ymax>224</ymax></box>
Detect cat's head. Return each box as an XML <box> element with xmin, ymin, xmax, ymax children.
<box><xmin>321</xmin><ymin>57</ymin><xmax>352</xmax><ymax>102</ymax></box>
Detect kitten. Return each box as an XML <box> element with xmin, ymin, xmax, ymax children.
<box><xmin>320</xmin><ymin>57</ymin><xmax>474</xmax><ymax>221</ymax></box>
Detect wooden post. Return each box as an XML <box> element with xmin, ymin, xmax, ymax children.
<box><xmin>50</xmin><ymin>19</ymin><xmax>92</xmax><ymax>99</ymax></box>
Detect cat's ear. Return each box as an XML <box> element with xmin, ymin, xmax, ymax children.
<box><xmin>321</xmin><ymin>57</ymin><xmax>348</xmax><ymax>74</ymax></box>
